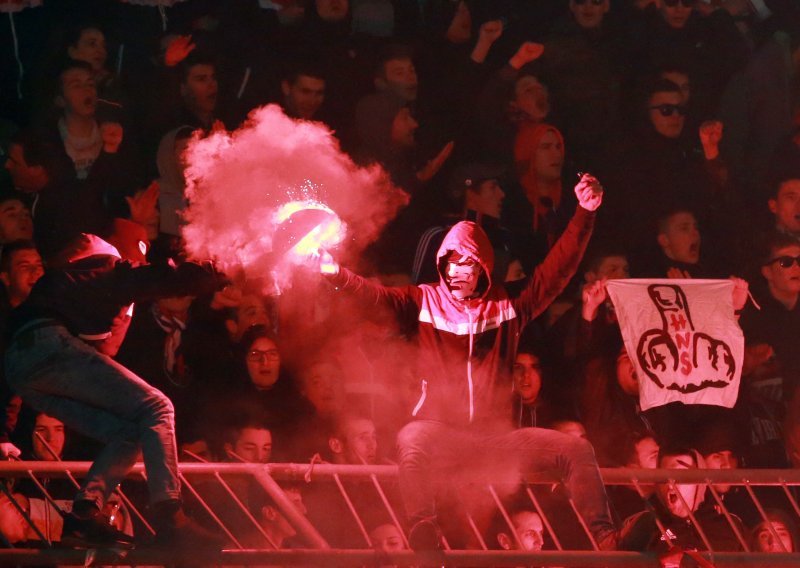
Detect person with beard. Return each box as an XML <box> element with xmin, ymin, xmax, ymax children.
<box><xmin>311</xmin><ymin>174</ymin><xmax>617</xmax><ymax>553</ymax></box>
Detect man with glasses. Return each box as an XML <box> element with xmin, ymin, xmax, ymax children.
<box><xmin>741</xmin><ymin>232</ymin><xmax>800</xmax><ymax>466</ymax></box>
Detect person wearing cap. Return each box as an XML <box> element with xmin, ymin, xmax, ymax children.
<box><xmin>4</xmin><ymin>233</ymin><xmax>222</xmax><ymax>550</ymax></box>
<box><xmin>313</xmin><ymin>174</ymin><xmax>617</xmax><ymax>553</ymax></box>
<box><xmin>411</xmin><ymin>161</ymin><xmax>513</xmax><ymax>285</ymax></box>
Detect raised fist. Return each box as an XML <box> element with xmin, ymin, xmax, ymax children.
<box><xmin>636</xmin><ymin>284</ymin><xmax>736</xmax><ymax>393</ymax></box>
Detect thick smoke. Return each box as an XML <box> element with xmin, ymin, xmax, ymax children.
<box><xmin>181</xmin><ymin>104</ymin><xmax>408</xmax><ymax>279</ymax></box>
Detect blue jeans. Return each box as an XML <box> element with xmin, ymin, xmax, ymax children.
<box><xmin>5</xmin><ymin>321</ymin><xmax>181</xmax><ymax>508</ymax></box>
<box><xmin>396</xmin><ymin>420</ymin><xmax>616</xmax><ymax>541</ymax></box>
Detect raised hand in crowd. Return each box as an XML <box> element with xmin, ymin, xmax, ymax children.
<box><xmin>471</xmin><ymin>19</ymin><xmax>504</xmax><ymax>64</ymax></box>
<box><xmin>164</xmin><ymin>34</ymin><xmax>196</xmax><ymax>67</ymax></box>
<box><xmin>126</xmin><ymin>181</ymin><xmax>159</xmax><ymax>228</ymax></box>
<box><xmin>416</xmin><ymin>140</ymin><xmax>454</xmax><ymax>183</ymax></box>
<box><xmin>575</xmin><ymin>173</ymin><xmax>604</xmax><ymax>211</ymax></box>
<box><xmin>509</xmin><ymin>42</ymin><xmax>545</xmax><ymax>70</ymax></box>
<box><xmin>582</xmin><ymin>278</ymin><xmax>608</xmax><ymax>322</ymax></box>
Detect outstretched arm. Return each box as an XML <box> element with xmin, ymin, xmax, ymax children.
<box><xmin>315</xmin><ymin>251</ymin><xmax>422</xmax><ymax>318</ymax></box>
<box><xmin>515</xmin><ymin>175</ymin><xmax>602</xmax><ymax>322</ymax></box>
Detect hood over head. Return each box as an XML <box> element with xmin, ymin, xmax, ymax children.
<box><xmin>435</xmin><ymin>221</ymin><xmax>494</xmax><ymax>298</ymax></box>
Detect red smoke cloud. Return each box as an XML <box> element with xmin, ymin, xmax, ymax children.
<box><xmin>181</xmin><ymin>104</ymin><xmax>408</xmax><ymax>279</ymax></box>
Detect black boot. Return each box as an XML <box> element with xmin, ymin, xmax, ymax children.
<box><xmin>62</xmin><ymin>500</ymin><xmax>135</xmax><ymax>548</ymax></box>
<box><xmin>151</xmin><ymin>499</ymin><xmax>226</xmax><ymax>551</ymax></box>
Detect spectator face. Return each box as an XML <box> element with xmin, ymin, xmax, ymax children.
<box><xmin>633</xmin><ymin>436</ymin><xmax>659</xmax><ymax>468</ymax></box>
<box><xmin>282</xmin><ymin>75</ymin><xmax>325</xmax><ymax>120</ymax></box>
<box><xmin>769</xmin><ymin>180</ymin><xmax>800</xmax><ymax>234</ymax></box>
<box><xmin>569</xmin><ymin>0</ymin><xmax>609</xmax><ymax>30</ymax></box>
<box><xmin>246</xmin><ymin>337</ymin><xmax>281</xmax><ymax>390</ymax></box>
<box><xmin>5</xmin><ymin>144</ymin><xmax>49</xmax><ymax>193</ymax></box>
<box><xmin>590</xmin><ymin>255</ymin><xmax>630</xmax><ymax>281</ymax></box>
<box><xmin>181</xmin><ymin>64</ymin><xmax>218</xmax><ymax>116</ymax></box>
<box><xmin>227</xmin><ymin>294</ymin><xmax>270</xmax><ymax>341</ymax></box>
<box><xmin>466</xmin><ymin>179</ymin><xmax>504</xmax><ymax>219</ymax></box>
<box><xmin>498</xmin><ymin>511</ymin><xmax>545</xmax><ymax>551</ymax></box>
<box><xmin>659</xmin><ymin>0</ymin><xmax>692</xmax><ymax>29</ymax></box>
<box><xmin>513</xmin><ymin>353</ymin><xmax>542</xmax><ymax>405</ymax></box>
<box><xmin>657</xmin><ymin>453</ymin><xmax>700</xmax><ymax>519</ymax></box>
<box><xmin>370</xmin><ymin>523</ymin><xmax>405</xmax><ymax>565</ymax></box>
<box><xmin>390</xmin><ymin>107</ymin><xmax>418</xmax><ymax>148</ymax></box>
<box><xmin>316</xmin><ymin>0</ymin><xmax>348</xmax><ymax>22</ymax></box>
<box><xmin>332</xmin><ymin>417</ymin><xmax>377</xmax><ymax>464</ymax></box>
<box><xmin>260</xmin><ymin>486</ymin><xmax>306</xmax><ymax>542</ymax></box>
<box><xmin>514</xmin><ymin>75</ymin><xmax>549</xmax><ymax>122</ymax></box>
<box><xmin>704</xmin><ymin>450</ymin><xmax>738</xmax><ymax>494</ymax></box>
<box><xmin>0</xmin><ymin>200</ymin><xmax>33</xmax><ymax>243</ymax></box>
<box><xmin>648</xmin><ymin>91</ymin><xmax>685</xmax><ymax>139</ymax></box>
<box><xmin>68</xmin><ymin>28</ymin><xmax>107</xmax><ymax>73</ymax></box>
<box><xmin>660</xmin><ymin>71</ymin><xmax>691</xmax><ymax>104</ymax></box>
<box><xmin>228</xmin><ymin>427</ymin><xmax>272</xmax><ymax>463</ymax></box>
<box><xmin>32</xmin><ymin>414</ymin><xmax>65</xmax><ymax>461</ymax></box>
<box><xmin>616</xmin><ymin>350</ymin><xmax>639</xmax><ymax>396</ymax></box>
<box><xmin>58</xmin><ymin>67</ymin><xmax>97</xmax><ymax>118</ymax></box>
<box><xmin>533</xmin><ymin>130</ymin><xmax>564</xmax><ymax>182</ymax></box>
<box><xmin>761</xmin><ymin>244</ymin><xmax>800</xmax><ymax>298</ymax></box>
<box><xmin>446</xmin><ymin>1</ymin><xmax>472</xmax><ymax>43</ymax></box>
<box><xmin>754</xmin><ymin>521</ymin><xmax>794</xmax><ymax>552</ymax></box>
<box><xmin>379</xmin><ymin>58</ymin><xmax>418</xmax><ymax>102</ymax></box>
<box><xmin>658</xmin><ymin>211</ymin><xmax>700</xmax><ymax>264</ymax></box>
<box><xmin>0</xmin><ymin>248</ymin><xmax>44</xmax><ymax>307</ymax></box>
<box><xmin>300</xmin><ymin>361</ymin><xmax>346</xmax><ymax>417</ymax></box>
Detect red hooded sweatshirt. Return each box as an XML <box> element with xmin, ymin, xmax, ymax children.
<box><xmin>328</xmin><ymin>207</ymin><xmax>595</xmax><ymax>427</ymax></box>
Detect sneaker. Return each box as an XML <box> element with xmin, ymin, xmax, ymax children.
<box><xmin>62</xmin><ymin>511</ymin><xmax>135</xmax><ymax>549</ymax></box>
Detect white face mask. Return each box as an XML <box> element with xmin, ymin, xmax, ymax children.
<box><xmin>445</xmin><ymin>256</ymin><xmax>482</xmax><ymax>300</ymax></box>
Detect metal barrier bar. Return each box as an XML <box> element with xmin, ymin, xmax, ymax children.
<box><xmin>6</xmin><ymin>463</ymin><xmax>800</xmax><ymax>484</ymax></box>
<box><xmin>367</xmin><ymin>472</ymin><xmax>409</xmax><ymax>548</ymax></box>
<box><xmin>567</xmin><ymin>494</ymin><xmax>599</xmax><ymax>550</ymax></box>
<box><xmin>705</xmin><ymin>481</ymin><xmax>750</xmax><ymax>552</ymax></box>
<box><xmin>668</xmin><ymin>479</ymin><xmax>715</xmax><ymax>555</ymax></box>
<box><xmin>251</xmin><ymin>468</ymin><xmax>330</xmax><ymax>549</ymax></box>
<box><xmin>488</xmin><ymin>483</ymin><xmax>524</xmax><ymax>550</ymax></box>
<box><xmin>208</xmin><ymin>450</ymin><xmax>280</xmax><ymax>549</ymax></box>
<box><xmin>744</xmin><ymin>480</ymin><xmax>790</xmax><ymax>553</ymax></box>
<box><xmin>525</xmin><ymin>485</ymin><xmax>563</xmax><ymax>550</ymax></box>
<box><xmin>33</xmin><ymin>431</ymin><xmax>156</xmax><ymax>536</ymax></box>
<box><xmin>629</xmin><ymin>478</ymin><xmax>674</xmax><ymax>549</ymax></box>
<box><xmin>0</xmin><ymin>478</ymin><xmax>50</xmax><ymax>545</ymax></box>
<box><xmin>332</xmin><ymin>473</ymin><xmax>371</xmax><ymax>547</ymax></box>
<box><xmin>466</xmin><ymin>511</ymin><xmax>489</xmax><ymax>550</ymax></box>
<box><xmin>780</xmin><ymin>480</ymin><xmax>800</xmax><ymax>518</ymax></box>
<box><xmin>0</xmin><ymin>548</ymin><xmax>799</xmax><ymax>566</ymax></box>
<box><xmin>178</xmin><ymin>472</ymin><xmax>244</xmax><ymax>549</ymax></box>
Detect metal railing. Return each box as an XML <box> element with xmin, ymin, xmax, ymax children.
<box><xmin>0</xmin><ymin>461</ymin><xmax>798</xmax><ymax>566</ymax></box>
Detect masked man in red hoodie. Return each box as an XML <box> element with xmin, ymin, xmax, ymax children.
<box><xmin>316</xmin><ymin>174</ymin><xmax>616</xmax><ymax>551</ymax></box>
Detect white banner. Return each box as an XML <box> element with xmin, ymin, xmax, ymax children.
<box><xmin>606</xmin><ymin>279</ymin><xmax>743</xmax><ymax>411</ymax></box>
